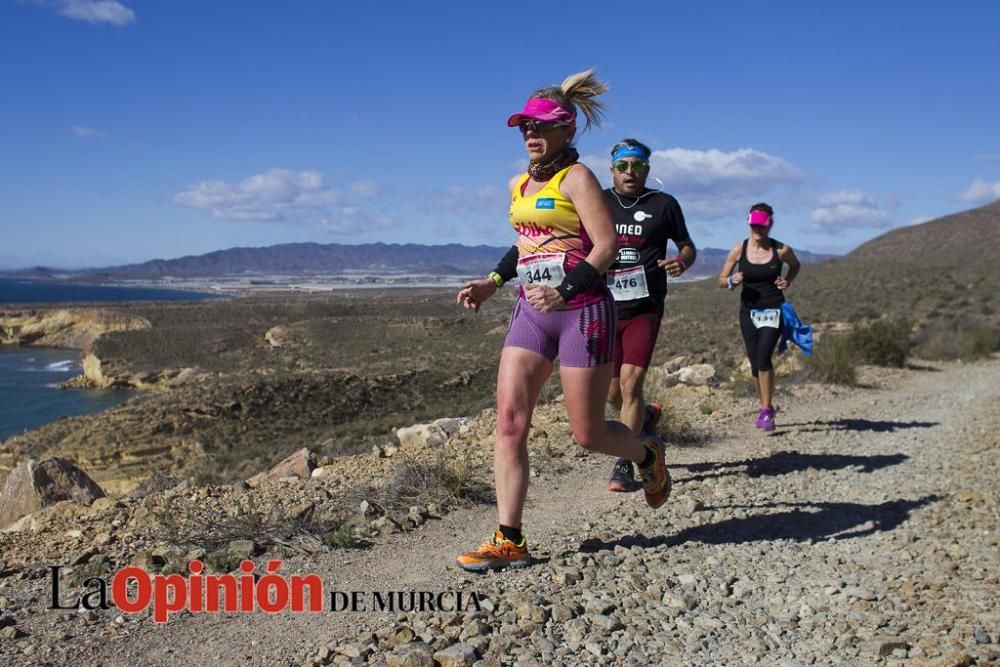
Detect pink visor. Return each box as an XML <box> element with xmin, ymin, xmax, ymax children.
<box><xmin>506</xmin><ymin>97</ymin><xmax>576</xmax><ymax>127</ymax></box>
<box><xmin>748</xmin><ymin>210</ymin><xmax>773</xmax><ymax>226</ymax></box>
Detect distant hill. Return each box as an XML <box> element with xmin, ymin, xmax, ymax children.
<box><xmin>9</xmin><ymin>202</ymin><xmax>997</xmax><ymax>282</ymax></box>
<box><xmin>51</xmin><ymin>243</ymin><xmax>510</xmax><ymax>279</ymax></box>
<box><xmin>790</xmin><ymin>199</ymin><xmax>1000</xmax><ymax>324</ymax></box>
<box><xmin>1</xmin><ymin>242</ymin><xmax>835</xmax><ymax>281</ymax></box>
<box><xmin>847</xmin><ymin>199</ymin><xmax>1000</xmax><ymax>265</ymax></box>
<box><xmin>686</xmin><ymin>247</ymin><xmax>835</xmax><ymax>279</ymax></box>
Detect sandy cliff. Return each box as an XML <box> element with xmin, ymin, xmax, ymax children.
<box><xmin>0</xmin><ymin>308</ymin><xmax>150</xmax><ymax>350</ymax></box>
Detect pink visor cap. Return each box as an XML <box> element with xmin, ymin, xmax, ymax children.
<box><xmin>506</xmin><ymin>98</ymin><xmax>576</xmax><ymax>127</ymax></box>
<box><xmin>748</xmin><ymin>210</ymin><xmax>773</xmax><ymax>226</ymax></box>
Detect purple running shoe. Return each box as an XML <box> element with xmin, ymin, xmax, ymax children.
<box><xmin>756</xmin><ymin>407</ymin><xmax>776</xmax><ymax>431</ymax></box>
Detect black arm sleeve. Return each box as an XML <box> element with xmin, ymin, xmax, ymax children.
<box><xmin>493</xmin><ymin>245</ymin><xmax>519</xmax><ymax>282</ymax></box>
<box><xmin>555</xmin><ymin>260</ymin><xmax>601</xmax><ymax>302</ymax></box>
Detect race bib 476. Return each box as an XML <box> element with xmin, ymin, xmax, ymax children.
<box><xmin>607</xmin><ymin>266</ymin><xmax>649</xmax><ymax>301</ymax></box>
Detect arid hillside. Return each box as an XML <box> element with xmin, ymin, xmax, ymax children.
<box><xmin>848</xmin><ymin>199</ymin><xmax>1000</xmax><ymax>265</ymax></box>
<box><xmin>1</xmin><ymin>201</ymin><xmax>998</xmax><ymax>492</ymax></box>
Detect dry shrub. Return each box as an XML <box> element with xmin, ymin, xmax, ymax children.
<box><xmin>914</xmin><ymin>321</ymin><xmax>999</xmax><ymax>362</ymax></box>
<box><xmin>358</xmin><ymin>452</ymin><xmax>493</xmax><ymax>517</ymax></box>
<box><xmin>639</xmin><ymin>398</ymin><xmax>712</xmax><ymax>447</ymax></box>
<box><xmin>806</xmin><ymin>335</ymin><xmax>857</xmax><ymax>386</ymax></box>
<box><xmin>958</xmin><ymin>327</ymin><xmax>998</xmax><ymax>361</ymax></box>
<box><xmin>848</xmin><ymin>318</ymin><xmax>912</xmax><ymax>367</ymax></box>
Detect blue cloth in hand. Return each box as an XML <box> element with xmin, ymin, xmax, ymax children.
<box><xmin>778</xmin><ymin>302</ymin><xmax>813</xmax><ymax>356</ymax></box>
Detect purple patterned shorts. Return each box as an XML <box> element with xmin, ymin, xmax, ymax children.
<box><xmin>503</xmin><ymin>294</ymin><xmax>616</xmax><ymax>367</ymax></box>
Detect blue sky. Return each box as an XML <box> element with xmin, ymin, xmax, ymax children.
<box><xmin>1</xmin><ymin>1</ymin><xmax>998</xmax><ymax>268</ymax></box>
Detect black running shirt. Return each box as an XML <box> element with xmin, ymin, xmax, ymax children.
<box><xmin>603</xmin><ymin>188</ymin><xmax>691</xmax><ymax>319</ymax></box>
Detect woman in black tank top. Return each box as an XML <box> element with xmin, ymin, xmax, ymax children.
<box><xmin>718</xmin><ymin>203</ymin><xmax>801</xmax><ymax>431</ymax></box>
<box><xmin>738</xmin><ymin>238</ymin><xmax>785</xmax><ymax>310</ymax></box>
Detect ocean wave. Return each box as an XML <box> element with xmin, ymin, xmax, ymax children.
<box><xmin>45</xmin><ymin>360</ymin><xmax>76</xmax><ymax>372</ymax></box>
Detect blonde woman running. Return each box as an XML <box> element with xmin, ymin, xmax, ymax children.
<box><xmin>456</xmin><ymin>70</ymin><xmax>670</xmax><ymax>572</ymax></box>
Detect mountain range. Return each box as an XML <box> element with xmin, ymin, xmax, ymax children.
<box><xmin>3</xmin><ymin>243</ymin><xmax>835</xmax><ymax>281</ymax></box>
<box><xmin>12</xmin><ymin>199</ymin><xmax>999</xmax><ymax>281</ymax></box>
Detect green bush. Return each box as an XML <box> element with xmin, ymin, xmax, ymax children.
<box><xmin>323</xmin><ymin>523</ymin><xmax>357</xmax><ymax>549</ymax></box>
<box><xmin>806</xmin><ymin>335</ymin><xmax>858</xmax><ymax>386</ymax></box>
<box><xmin>958</xmin><ymin>327</ymin><xmax>998</xmax><ymax>361</ymax></box>
<box><xmin>848</xmin><ymin>318</ymin><xmax>912</xmax><ymax>367</ymax></box>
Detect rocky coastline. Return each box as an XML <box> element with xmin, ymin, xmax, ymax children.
<box><xmin>0</xmin><ymin>281</ymin><xmax>996</xmax><ymax>665</ymax></box>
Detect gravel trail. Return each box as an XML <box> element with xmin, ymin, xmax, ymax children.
<box><xmin>8</xmin><ymin>359</ymin><xmax>999</xmax><ymax>667</ymax></box>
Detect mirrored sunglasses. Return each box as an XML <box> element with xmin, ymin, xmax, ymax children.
<box><xmin>613</xmin><ymin>160</ymin><xmax>649</xmax><ymax>173</ymax></box>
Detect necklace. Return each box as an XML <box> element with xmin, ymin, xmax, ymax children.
<box><xmin>610</xmin><ymin>188</ymin><xmax>656</xmax><ymax>209</ymax></box>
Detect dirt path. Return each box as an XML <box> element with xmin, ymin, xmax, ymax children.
<box><xmin>13</xmin><ymin>359</ymin><xmax>1000</xmax><ymax>666</ymax></box>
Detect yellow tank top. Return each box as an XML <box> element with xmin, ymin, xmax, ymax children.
<box><xmin>508</xmin><ymin>165</ymin><xmax>604</xmax><ymax>307</ymax></box>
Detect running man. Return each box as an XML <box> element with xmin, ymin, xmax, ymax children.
<box><xmin>603</xmin><ymin>139</ymin><xmax>696</xmax><ymax>492</ymax></box>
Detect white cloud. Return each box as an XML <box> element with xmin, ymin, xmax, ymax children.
<box><xmin>174</xmin><ymin>169</ymin><xmax>339</xmax><ymax>222</ymax></box>
<box><xmin>958</xmin><ymin>179</ymin><xmax>1000</xmax><ymax>204</ymax></box>
<box><xmin>583</xmin><ymin>146</ymin><xmax>804</xmax><ymax>219</ymax></box>
<box><xmin>173</xmin><ymin>169</ymin><xmax>396</xmax><ymax>236</ymax></box>
<box><xmin>59</xmin><ymin>0</ymin><xmax>135</xmax><ymax>25</ymax></box>
<box><xmin>910</xmin><ymin>215</ymin><xmax>933</xmax><ymax>226</ymax></box>
<box><xmin>350</xmin><ymin>181</ymin><xmax>380</xmax><ymax>198</ymax></box>
<box><xmin>809</xmin><ymin>191</ymin><xmax>892</xmax><ymax>232</ymax></box>
<box><xmin>70</xmin><ymin>125</ymin><xmax>109</xmax><ymax>139</ymax></box>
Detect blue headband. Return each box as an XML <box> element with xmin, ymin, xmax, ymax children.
<box><xmin>612</xmin><ymin>145</ymin><xmax>651</xmax><ymax>162</ymax></box>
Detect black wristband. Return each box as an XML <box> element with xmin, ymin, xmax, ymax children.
<box><xmin>555</xmin><ymin>260</ymin><xmax>600</xmax><ymax>302</ymax></box>
<box><xmin>493</xmin><ymin>245</ymin><xmax>519</xmax><ymax>283</ymax></box>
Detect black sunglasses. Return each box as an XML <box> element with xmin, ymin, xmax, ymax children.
<box><xmin>518</xmin><ymin>120</ymin><xmax>569</xmax><ymax>135</ymax></box>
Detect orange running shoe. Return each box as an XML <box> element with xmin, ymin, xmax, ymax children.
<box><xmin>642</xmin><ymin>402</ymin><xmax>663</xmax><ymax>436</ymax></box>
<box><xmin>456</xmin><ymin>530</ymin><xmax>530</xmax><ymax>572</ymax></box>
<box><xmin>638</xmin><ymin>434</ymin><xmax>671</xmax><ymax>509</ymax></box>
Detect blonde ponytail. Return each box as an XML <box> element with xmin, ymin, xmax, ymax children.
<box><xmin>559</xmin><ymin>69</ymin><xmax>609</xmax><ymax>130</ymax></box>
<box><xmin>529</xmin><ymin>68</ymin><xmax>610</xmax><ymax>132</ymax></box>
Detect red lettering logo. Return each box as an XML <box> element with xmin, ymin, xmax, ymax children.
<box><xmin>514</xmin><ymin>222</ymin><xmax>555</xmax><ymax>237</ymax></box>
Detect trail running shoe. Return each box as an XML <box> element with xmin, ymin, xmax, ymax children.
<box><xmin>608</xmin><ymin>458</ymin><xmax>637</xmax><ymax>492</ymax></box>
<box><xmin>456</xmin><ymin>531</ymin><xmax>530</xmax><ymax>572</ymax></box>
<box><xmin>757</xmin><ymin>407</ymin><xmax>776</xmax><ymax>431</ymax></box>
<box><xmin>638</xmin><ymin>434</ymin><xmax>671</xmax><ymax>509</ymax></box>
<box><xmin>642</xmin><ymin>402</ymin><xmax>663</xmax><ymax>436</ymax></box>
